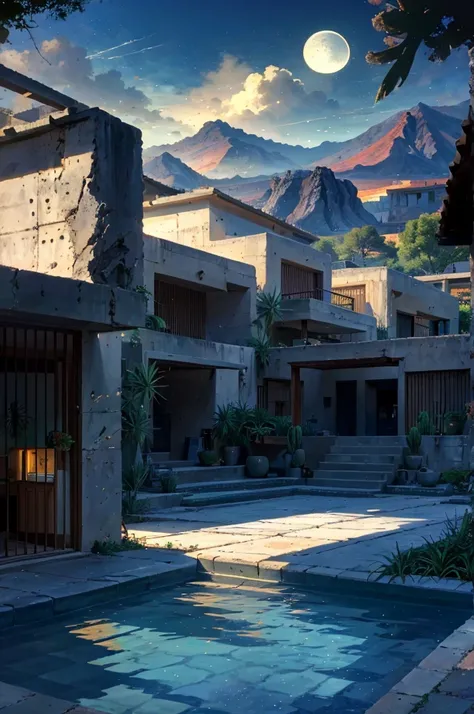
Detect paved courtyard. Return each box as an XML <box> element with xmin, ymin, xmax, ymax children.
<box><xmin>131</xmin><ymin>494</ymin><xmax>468</xmax><ymax>582</ymax></box>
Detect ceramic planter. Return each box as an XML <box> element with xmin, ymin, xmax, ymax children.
<box><xmin>198</xmin><ymin>450</ymin><xmax>219</xmax><ymax>466</ymax></box>
<box><xmin>417</xmin><ymin>468</ymin><xmax>439</xmax><ymax>487</ymax></box>
<box><xmin>246</xmin><ymin>455</ymin><xmax>269</xmax><ymax>478</ymax></box>
<box><xmin>284</xmin><ymin>452</ymin><xmax>292</xmax><ymax>476</ymax></box>
<box><xmin>405</xmin><ymin>454</ymin><xmax>422</xmax><ymax>470</ymax></box>
<box><xmin>289</xmin><ymin>466</ymin><xmax>302</xmax><ymax>478</ymax></box>
<box><xmin>292</xmin><ymin>449</ymin><xmax>305</xmax><ymax>467</ymax></box>
<box><xmin>223</xmin><ymin>446</ymin><xmax>240</xmax><ymax>466</ymax></box>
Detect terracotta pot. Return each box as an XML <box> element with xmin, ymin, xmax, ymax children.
<box><xmin>223</xmin><ymin>446</ymin><xmax>240</xmax><ymax>466</ymax></box>
<box><xmin>246</xmin><ymin>455</ymin><xmax>269</xmax><ymax>478</ymax></box>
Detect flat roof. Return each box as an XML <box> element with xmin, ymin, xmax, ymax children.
<box><xmin>289</xmin><ymin>356</ymin><xmax>402</xmax><ymax>370</ymax></box>
<box><xmin>143</xmin><ymin>186</ymin><xmax>318</xmax><ymax>244</ymax></box>
<box><xmin>386</xmin><ymin>183</ymin><xmax>446</xmax><ymax>195</ymax></box>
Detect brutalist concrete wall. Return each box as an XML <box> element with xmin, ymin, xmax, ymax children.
<box><xmin>80</xmin><ymin>331</ymin><xmax>123</xmax><ymax>548</ymax></box>
<box><xmin>0</xmin><ymin>108</ymin><xmax>143</xmax><ymax>288</ymax></box>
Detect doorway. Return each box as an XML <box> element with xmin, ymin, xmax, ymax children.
<box><xmin>371</xmin><ymin>380</ymin><xmax>398</xmax><ymax>435</ymax></box>
<box><xmin>336</xmin><ymin>381</ymin><xmax>357</xmax><ymax>436</ymax></box>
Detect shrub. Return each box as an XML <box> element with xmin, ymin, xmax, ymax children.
<box><xmin>373</xmin><ymin>510</ymin><xmax>474</xmax><ymax>582</ymax></box>
<box><xmin>441</xmin><ymin>469</ymin><xmax>471</xmax><ymax>489</ymax></box>
<box><xmin>406</xmin><ymin>426</ymin><xmax>422</xmax><ymax>455</ymax></box>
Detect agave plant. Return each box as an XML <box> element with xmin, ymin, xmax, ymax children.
<box><xmin>248</xmin><ymin>331</ymin><xmax>272</xmax><ymax>376</ymax></box>
<box><xmin>255</xmin><ymin>289</ymin><xmax>284</xmax><ymax>333</ymax></box>
<box><xmin>212</xmin><ymin>403</ymin><xmax>239</xmax><ymax>447</ymax></box>
<box><xmin>122</xmin><ymin>362</ymin><xmax>166</xmax><ymax>470</ymax></box>
<box><xmin>145</xmin><ymin>314</ymin><xmax>167</xmax><ymax>331</ymax></box>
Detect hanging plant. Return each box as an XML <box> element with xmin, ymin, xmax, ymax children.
<box><xmin>47</xmin><ymin>431</ymin><xmax>74</xmax><ymax>452</ymax></box>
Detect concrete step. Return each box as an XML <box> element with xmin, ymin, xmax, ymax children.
<box><xmin>320</xmin><ymin>461</ymin><xmax>396</xmax><ymax>472</ymax></box>
<box><xmin>302</xmin><ymin>485</ymin><xmax>383</xmax><ymax>497</ymax></box>
<box><xmin>151</xmin><ymin>465</ymin><xmax>245</xmax><ymax>487</ymax></box>
<box><xmin>181</xmin><ymin>486</ymin><xmax>299</xmax><ymax>507</ymax></box>
<box><xmin>177</xmin><ymin>477</ymin><xmax>302</xmax><ymax>494</ymax></box>
<box><xmin>316</xmin><ymin>469</ymin><xmax>391</xmax><ymax>481</ymax></box>
<box><xmin>335</xmin><ymin>437</ymin><xmax>406</xmax><ymax>446</ymax></box>
<box><xmin>313</xmin><ymin>477</ymin><xmax>386</xmax><ymax>491</ymax></box>
<box><xmin>331</xmin><ymin>445</ymin><xmax>402</xmax><ymax>455</ymax></box>
<box><xmin>152</xmin><ymin>460</ymin><xmax>195</xmax><ymax>469</ymax></box>
<box><xmin>325</xmin><ymin>453</ymin><xmax>399</xmax><ymax>464</ymax></box>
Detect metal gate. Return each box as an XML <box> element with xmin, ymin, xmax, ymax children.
<box><xmin>0</xmin><ymin>325</ymin><xmax>80</xmax><ymax>559</ymax></box>
<box><xmin>405</xmin><ymin>369</ymin><xmax>470</xmax><ymax>433</ymax></box>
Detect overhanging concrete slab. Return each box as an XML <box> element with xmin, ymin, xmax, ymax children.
<box><xmin>144</xmin><ymin>350</ymin><xmax>243</xmax><ymax>370</ymax></box>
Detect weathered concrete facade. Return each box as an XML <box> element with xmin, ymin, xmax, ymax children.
<box><xmin>264</xmin><ymin>335</ymin><xmax>470</xmax><ymax>437</ymax></box>
<box><xmin>143</xmin><ymin>191</ymin><xmax>377</xmax><ymax>343</ymax></box>
<box><xmin>135</xmin><ymin>236</ymin><xmax>257</xmax><ymax>459</ymax></box>
<box><xmin>332</xmin><ymin>266</ymin><xmax>460</xmax><ymax>336</ymax></box>
<box><xmin>0</xmin><ymin>108</ymin><xmax>143</xmax><ymax>288</ymax></box>
<box><xmin>0</xmin><ymin>99</ymin><xmax>145</xmax><ymax>555</ymax></box>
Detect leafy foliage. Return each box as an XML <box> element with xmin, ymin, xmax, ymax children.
<box><xmin>213</xmin><ymin>403</ymin><xmax>240</xmax><ymax>447</ymax></box>
<box><xmin>338</xmin><ymin>226</ymin><xmax>397</xmax><ymax>264</ymax></box>
<box><xmin>397</xmin><ymin>214</ymin><xmax>469</xmax><ymax>275</ymax></box>
<box><xmin>373</xmin><ymin>510</ymin><xmax>474</xmax><ymax>582</ymax></box>
<box><xmin>91</xmin><ymin>535</ymin><xmax>145</xmax><ymax>555</ymax></box>
<box><xmin>273</xmin><ymin>415</ymin><xmax>293</xmax><ymax>436</ymax></box>
<box><xmin>459</xmin><ymin>304</ymin><xmax>472</xmax><ymax>335</ymax></box>
<box><xmin>248</xmin><ymin>331</ymin><xmax>272</xmax><ymax>376</ymax></box>
<box><xmin>255</xmin><ymin>289</ymin><xmax>283</xmax><ymax>333</ymax></box>
<box><xmin>158</xmin><ymin>472</ymin><xmax>177</xmax><ymax>493</ymax></box>
<box><xmin>0</xmin><ymin>0</ymin><xmax>87</xmax><ymax>40</ymax></box>
<box><xmin>440</xmin><ymin>469</ymin><xmax>471</xmax><ymax>489</ymax></box>
<box><xmin>366</xmin><ymin>0</ymin><xmax>474</xmax><ymax>103</ymax></box>
<box><xmin>145</xmin><ymin>315</ymin><xmax>167</xmax><ymax>331</ymax></box>
<box><xmin>313</xmin><ymin>238</ymin><xmax>341</xmax><ymax>263</ymax></box>
<box><xmin>287</xmin><ymin>425</ymin><xmax>303</xmax><ymax>453</ymax></box>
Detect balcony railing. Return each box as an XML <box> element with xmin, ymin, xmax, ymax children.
<box><xmin>282</xmin><ymin>288</ymin><xmax>355</xmax><ymax>311</ymax></box>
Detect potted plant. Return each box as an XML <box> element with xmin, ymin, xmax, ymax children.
<box><xmin>47</xmin><ymin>430</ymin><xmax>74</xmax><ymax>451</ymax></box>
<box><xmin>198</xmin><ymin>450</ymin><xmax>219</xmax><ymax>466</ymax></box>
<box><xmin>245</xmin><ymin>408</ymin><xmax>274</xmax><ymax>478</ymax></box>
<box><xmin>443</xmin><ymin>411</ymin><xmax>467</xmax><ymax>436</ymax></box>
<box><xmin>286</xmin><ymin>425</ymin><xmax>305</xmax><ymax>477</ymax></box>
<box><xmin>405</xmin><ymin>426</ymin><xmax>422</xmax><ymax>470</ymax></box>
<box><xmin>212</xmin><ymin>404</ymin><xmax>241</xmax><ymax>466</ymax></box>
<box><xmin>417</xmin><ymin>411</ymin><xmax>435</xmax><ymax>436</ymax></box>
<box><xmin>417</xmin><ymin>467</ymin><xmax>439</xmax><ymax>488</ymax></box>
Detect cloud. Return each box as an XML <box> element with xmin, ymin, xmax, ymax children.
<box><xmin>166</xmin><ymin>56</ymin><xmax>339</xmax><ymax>138</ymax></box>
<box><xmin>0</xmin><ymin>36</ymin><xmax>183</xmax><ymax>138</ymax></box>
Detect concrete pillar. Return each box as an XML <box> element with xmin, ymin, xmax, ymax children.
<box><xmin>291</xmin><ymin>365</ymin><xmax>302</xmax><ymax>426</ymax></box>
<box><xmin>79</xmin><ymin>331</ymin><xmax>123</xmax><ymax>550</ymax></box>
<box><xmin>356</xmin><ymin>379</ymin><xmax>366</xmax><ymax>436</ymax></box>
<box><xmin>397</xmin><ymin>362</ymin><xmax>406</xmax><ymax>436</ymax></box>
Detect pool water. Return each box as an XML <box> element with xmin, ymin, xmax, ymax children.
<box><xmin>0</xmin><ymin>578</ymin><xmax>466</xmax><ymax>714</ymax></box>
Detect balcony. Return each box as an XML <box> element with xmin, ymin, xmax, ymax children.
<box><xmin>282</xmin><ymin>288</ymin><xmax>355</xmax><ymax>311</ymax></box>
<box><xmin>278</xmin><ymin>289</ymin><xmax>376</xmax><ymax>342</ymax></box>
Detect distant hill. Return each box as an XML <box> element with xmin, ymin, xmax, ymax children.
<box><xmin>259</xmin><ymin>167</ymin><xmax>378</xmax><ymax>236</ymax></box>
<box><xmin>143</xmin><ymin>151</ymin><xmax>205</xmax><ymax>190</ymax></box>
<box><xmin>143</xmin><ymin>100</ymin><xmax>466</xmax><ymax>182</ymax></box>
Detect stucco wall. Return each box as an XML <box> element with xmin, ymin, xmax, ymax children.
<box><xmin>143</xmin><ymin>201</ymin><xmax>211</xmax><ymax>249</ymax></box>
<box><xmin>0</xmin><ymin>108</ymin><xmax>143</xmax><ymax>288</ymax></box>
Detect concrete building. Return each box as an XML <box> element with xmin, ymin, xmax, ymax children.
<box><xmin>143</xmin><ymin>188</ymin><xmax>377</xmax><ymax>344</ymax></box>
<box><xmin>130</xmin><ymin>235</ymin><xmax>257</xmax><ymax>460</ymax></box>
<box><xmin>332</xmin><ymin>266</ymin><xmax>459</xmax><ymax>338</ymax></box>
<box><xmin>386</xmin><ymin>183</ymin><xmax>445</xmax><ymax>223</ymax></box>
<box><xmin>416</xmin><ymin>262</ymin><xmax>470</xmax><ymax>303</ymax></box>
<box><xmin>264</xmin><ymin>335</ymin><xmax>470</xmax><ymax>438</ymax></box>
<box><xmin>0</xmin><ymin>70</ymin><xmax>144</xmax><ymax>558</ymax></box>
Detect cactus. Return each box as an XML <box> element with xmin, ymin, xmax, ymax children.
<box><xmin>417</xmin><ymin>411</ymin><xmax>434</xmax><ymax>436</ymax></box>
<box><xmin>406</xmin><ymin>426</ymin><xmax>422</xmax><ymax>455</ymax></box>
<box><xmin>287</xmin><ymin>425</ymin><xmax>302</xmax><ymax>454</ymax></box>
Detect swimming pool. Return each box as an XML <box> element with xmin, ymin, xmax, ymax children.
<box><xmin>0</xmin><ymin>578</ymin><xmax>466</xmax><ymax>713</ymax></box>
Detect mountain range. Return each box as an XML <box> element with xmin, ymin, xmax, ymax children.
<box><xmin>143</xmin><ymin>100</ymin><xmax>467</xmax><ymax>184</ymax></box>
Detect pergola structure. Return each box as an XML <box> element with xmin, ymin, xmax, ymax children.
<box><xmin>289</xmin><ymin>356</ymin><xmax>402</xmax><ymax>425</ymax></box>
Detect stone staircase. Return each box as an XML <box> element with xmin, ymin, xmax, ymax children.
<box><xmin>145</xmin><ymin>458</ymin><xmax>308</xmax><ymax>507</ymax></box>
<box><xmin>314</xmin><ymin>436</ymin><xmax>405</xmax><ymax>494</ymax></box>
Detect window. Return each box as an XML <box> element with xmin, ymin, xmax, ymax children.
<box><xmin>428</xmin><ymin>191</ymin><xmax>436</xmax><ymax>203</ymax></box>
<box><xmin>416</xmin><ymin>192</ymin><xmax>422</xmax><ymax>202</ymax></box>
<box><xmin>154</xmin><ymin>278</ymin><xmax>206</xmax><ymax>339</ymax></box>
<box><xmin>281</xmin><ymin>262</ymin><xmax>323</xmax><ymax>298</ymax></box>
<box><xmin>397</xmin><ymin>312</ymin><xmax>414</xmax><ymax>338</ymax></box>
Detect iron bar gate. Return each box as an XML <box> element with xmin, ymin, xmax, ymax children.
<box><xmin>0</xmin><ymin>325</ymin><xmax>80</xmax><ymax>559</ymax></box>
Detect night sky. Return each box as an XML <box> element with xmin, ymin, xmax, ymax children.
<box><xmin>0</xmin><ymin>0</ymin><xmax>470</xmax><ymax>146</ymax></box>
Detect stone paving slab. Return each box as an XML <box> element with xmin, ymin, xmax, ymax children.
<box><xmin>0</xmin><ymin>548</ymin><xmax>196</xmax><ymax>629</ymax></box>
<box><xmin>131</xmin><ymin>494</ymin><xmax>473</xmax><ymax>606</ymax></box>
<box><xmin>0</xmin><ymin>681</ymin><xmax>103</xmax><ymax>712</ymax></box>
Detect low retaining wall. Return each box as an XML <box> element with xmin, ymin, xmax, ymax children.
<box><xmin>423</xmin><ymin>436</ymin><xmax>469</xmax><ymax>472</ymax></box>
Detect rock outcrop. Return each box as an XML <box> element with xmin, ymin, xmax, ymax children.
<box><xmin>260</xmin><ymin>167</ymin><xmax>378</xmax><ymax>235</ymax></box>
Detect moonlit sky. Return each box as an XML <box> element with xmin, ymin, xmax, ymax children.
<box><xmin>0</xmin><ymin>0</ymin><xmax>469</xmax><ymax>147</ymax></box>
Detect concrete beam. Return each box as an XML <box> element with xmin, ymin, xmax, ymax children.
<box><xmin>0</xmin><ymin>64</ymin><xmax>88</xmax><ymax>111</ymax></box>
